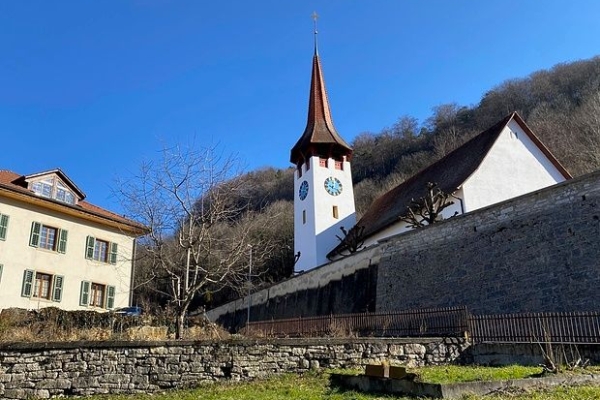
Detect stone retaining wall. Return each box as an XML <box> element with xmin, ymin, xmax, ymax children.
<box><xmin>471</xmin><ymin>342</ymin><xmax>600</xmax><ymax>367</ymax></box>
<box><xmin>377</xmin><ymin>169</ymin><xmax>600</xmax><ymax>314</ymax></box>
<box><xmin>0</xmin><ymin>338</ymin><xmax>468</xmax><ymax>399</ymax></box>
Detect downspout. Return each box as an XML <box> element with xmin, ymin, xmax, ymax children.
<box><xmin>129</xmin><ymin>238</ymin><xmax>137</xmax><ymax>306</ymax></box>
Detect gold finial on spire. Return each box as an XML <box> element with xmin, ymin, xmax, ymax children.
<box><xmin>312</xmin><ymin>11</ymin><xmax>319</xmax><ymax>55</ymax></box>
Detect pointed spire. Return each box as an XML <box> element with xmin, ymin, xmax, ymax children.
<box><xmin>312</xmin><ymin>11</ymin><xmax>319</xmax><ymax>56</ymax></box>
<box><xmin>290</xmin><ymin>15</ymin><xmax>352</xmax><ymax>165</ymax></box>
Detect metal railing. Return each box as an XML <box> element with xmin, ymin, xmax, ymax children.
<box><xmin>245</xmin><ymin>308</ymin><xmax>600</xmax><ymax>344</ymax></box>
<box><xmin>245</xmin><ymin>306</ymin><xmax>469</xmax><ymax>338</ymax></box>
<box><xmin>469</xmin><ymin>311</ymin><xmax>600</xmax><ymax>344</ymax></box>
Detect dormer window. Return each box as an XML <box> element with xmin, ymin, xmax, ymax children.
<box><xmin>30</xmin><ymin>177</ymin><xmax>76</xmax><ymax>205</ymax></box>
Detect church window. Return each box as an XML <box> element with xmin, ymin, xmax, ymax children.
<box><xmin>302</xmin><ymin>210</ymin><xmax>306</xmax><ymax>224</ymax></box>
<box><xmin>297</xmin><ymin>164</ymin><xmax>303</xmax><ymax>178</ymax></box>
<box><xmin>333</xmin><ymin>206</ymin><xmax>339</xmax><ymax>219</ymax></box>
<box><xmin>306</xmin><ymin>159</ymin><xmax>310</xmax><ymax>171</ymax></box>
<box><xmin>319</xmin><ymin>158</ymin><xmax>328</xmax><ymax>168</ymax></box>
<box><xmin>334</xmin><ymin>161</ymin><xmax>343</xmax><ymax>170</ymax></box>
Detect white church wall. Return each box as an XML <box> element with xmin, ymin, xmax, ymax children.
<box><xmin>360</xmin><ymin>188</ymin><xmax>465</xmax><ymax>249</ymax></box>
<box><xmin>461</xmin><ymin>120</ymin><xmax>566</xmax><ymax>212</ymax></box>
<box><xmin>294</xmin><ymin>156</ymin><xmax>356</xmax><ymax>272</ymax></box>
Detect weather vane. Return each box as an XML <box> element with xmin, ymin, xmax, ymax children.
<box><xmin>312</xmin><ymin>11</ymin><xmax>319</xmax><ymax>54</ymax></box>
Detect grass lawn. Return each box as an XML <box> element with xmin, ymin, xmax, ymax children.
<box><xmin>81</xmin><ymin>367</ymin><xmax>600</xmax><ymax>400</ymax></box>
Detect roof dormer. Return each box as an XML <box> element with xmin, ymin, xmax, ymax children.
<box><xmin>22</xmin><ymin>169</ymin><xmax>85</xmax><ymax>205</ymax></box>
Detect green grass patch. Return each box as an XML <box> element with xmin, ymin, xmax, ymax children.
<box><xmin>79</xmin><ymin>368</ymin><xmax>600</xmax><ymax>400</ymax></box>
<box><xmin>412</xmin><ymin>364</ymin><xmax>543</xmax><ymax>384</ymax></box>
<box><xmin>82</xmin><ymin>372</ymin><xmax>392</xmax><ymax>400</ymax></box>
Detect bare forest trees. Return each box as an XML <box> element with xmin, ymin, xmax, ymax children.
<box><xmin>116</xmin><ymin>145</ymin><xmax>277</xmax><ymax>338</ymax></box>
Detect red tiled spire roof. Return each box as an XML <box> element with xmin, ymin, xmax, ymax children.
<box><xmin>290</xmin><ymin>49</ymin><xmax>352</xmax><ymax>164</ymax></box>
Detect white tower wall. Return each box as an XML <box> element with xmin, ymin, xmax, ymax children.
<box><xmin>294</xmin><ymin>155</ymin><xmax>355</xmax><ymax>272</ymax></box>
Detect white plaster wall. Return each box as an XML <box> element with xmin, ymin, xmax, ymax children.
<box><xmin>0</xmin><ymin>196</ymin><xmax>135</xmax><ymax>311</ymax></box>
<box><xmin>294</xmin><ymin>156</ymin><xmax>356</xmax><ymax>272</ymax></box>
<box><xmin>361</xmin><ymin>189</ymin><xmax>465</xmax><ymax>249</ymax></box>
<box><xmin>461</xmin><ymin>121</ymin><xmax>566</xmax><ymax>212</ymax></box>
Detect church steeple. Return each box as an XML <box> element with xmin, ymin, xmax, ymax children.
<box><xmin>290</xmin><ymin>22</ymin><xmax>352</xmax><ymax>165</ymax></box>
<box><xmin>291</xmin><ymin>16</ymin><xmax>356</xmax><ymax>273</ymax></box>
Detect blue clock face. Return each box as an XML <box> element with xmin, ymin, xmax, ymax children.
<box><xmin>299</xmin><ymin>180</ymin><xmax>309</xmax><ymax>200</ymax></box>
<box><xmin>324</xmin><ymin>177</ymin><xmax>343</xmax><ymax>196</ymax></box>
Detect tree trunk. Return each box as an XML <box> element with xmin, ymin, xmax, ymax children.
<box><xmin>176</xmin><ymin>310</ymin><xmax>186</xmax><ymax>339</ymax></box>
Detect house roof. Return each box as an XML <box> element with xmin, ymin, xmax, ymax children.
<box><xmin>290</xmin><ymin>50</ymin><xmax>352</xmax><ymax>164</ymax></box>
<box><xmin>14</xmin><ymin>168</ymin><xmax>85</xmax><ymax>200</ymax></box>
<box><xmin>0</xmin><ymin>169</ymin><xmax>147</xmax><ymax>235</ymax></box>
<box><xmin>327</xmin><ymin>112</ymin><xmax>571</xmax><ymax>258</ymax></box>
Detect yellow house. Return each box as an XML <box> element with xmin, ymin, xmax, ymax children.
<box><xmin>0</xmin><ymin>169</ymin><xmax>146</xmax><ymax>311</ymax></box>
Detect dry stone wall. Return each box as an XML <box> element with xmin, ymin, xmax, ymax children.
<box><xmin>0</xmin><ymin>338</ymin><xmax>467</xmax><ymax>399</ymax></box>
<box><xmin>377</xmin><ymin>169</ymin><xmax>600</xmax><ymax>314</ymax></box>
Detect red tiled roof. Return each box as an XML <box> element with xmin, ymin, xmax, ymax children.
<box><xmin>0</xmin><ymin>169</ymin><xmax>146</xmax><ymax>234</ymax></box>
<box><xmin>328</xmin><ymin>112</ymin><xmax>571</xmax><ymax>258</ymax></box>
<box><xmin>290</xmin><ymin>52</ymin><xmax>353</xmax><ymax>164</ymax></box>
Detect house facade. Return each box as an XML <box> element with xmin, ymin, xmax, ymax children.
<box><xmin>0</xmin><ymin>169</ymin><xmax>146</xmax><ymax>311</ymax></box>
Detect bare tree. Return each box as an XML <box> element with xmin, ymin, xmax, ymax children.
<box><xmin>335</xmin><ymin>225</ymin><xmax>366</xmax><ymax>256</ymax></box>
<box><xmin>116</xmin><ymin>144</ymin><xmax>275</xmax><ymax>338</ymax></box>
<box><xmin>400</xmin><ymin>182</ymin><xmax>455</xmax><ymax>229</ymax></box>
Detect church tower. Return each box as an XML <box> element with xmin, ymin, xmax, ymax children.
<box><xmin>290</xmin><ymin>26</ymin><xmax>356</xmax><ymax>272</ymax></box>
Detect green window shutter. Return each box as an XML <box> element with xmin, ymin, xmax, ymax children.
<box><xmin>106</xmin><ymin>285</ymin><xmax>116</xmax><ymax>309</ymax></box>
<box><xmin>85</xmin><ymin>236</ymin><xmax>95</xmax><ymax>259</ymax></box>
<box><xmin>58</xmin><ymin>229</ymin><xmax>68</xmax><ymax>254</ymax></box>
<box><xmin>29</xmin><ymin>222</ymin><xmax>41</xmax><ymax>247</ymax></box>
<box><xmin>0</xmin><ymin>214</ymin><xmax>9</xmax><ymax>240</ymax></box>
<box><xmin>0</xmin><ymin>264</ymin><xmax>3</xmax><ymax>284</ymax></box>
<box><xmin>80</xmin><ymin>281</ymin><xmax>90</xmax><ymax>306</ymax></box>
<box><xmin>21</xmin><ymin>269</ymin><xmax>34</xmax><ymax>297</ymax></box>
<box><xmin>52</xmin><ymin>275</ymin><xmax>64</xmax><ymax>302</ymax></box>
<box><xmin>109</xmin><ymin>243</ymin><xmax>118</xmax><ymax>264</ymax></box>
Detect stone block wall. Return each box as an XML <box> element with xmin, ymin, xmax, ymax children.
<box><xmin>470</xmin><ymin>342</ymin><xmax>600</xmax><ymax>367</ymax></box>
<box><xmin>208</xmin><ymin>245</ymin><xmax>381</xmax><ymax>331</ymax></box>
<box><xmin>0</xmin><ymin>338</ymin><xmax>467</xmax><ymax>399</ymax></box>
<box><xmin>377</xmin><ymin>169</ymin><xmax>600</xmax><ymax>314</ymax></box>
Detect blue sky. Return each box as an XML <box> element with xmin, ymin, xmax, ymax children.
<box><xmin>1</xmin><ymin>1</ymin><xmax>599</xmax><ymax>213</ymax></box>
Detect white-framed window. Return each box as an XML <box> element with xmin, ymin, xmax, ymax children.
<box><xmin>31</xmin><ymin>178</ymin><xmax>76</xmax><ymax>205</ymax></box>
<box><xmin>85</xmin><ymin>236</ymin><xmax>118</xmax><ymax>264</ymax></box>
<box><xmin>21</xmin><ymin>269</ymin><xmax>64</xmax><ymax>302</ymax></box>
<box><xmin>79</xmin><ymin>281</ymin><xmax>115</xmax><ymax>309</ymax></box>
<box><xmin>0</xmin><ymin>212</ymin><xmax>9</xmax><ymax>240</ymax></box>
<box><xmin>29</xmin><ymin>222</ymin><xmax>68</xmax><ymax>253</ymax></box>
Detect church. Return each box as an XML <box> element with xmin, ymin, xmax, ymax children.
<box><xmin>207</xmin><ymin>36</ymin><xmax>574</xmax><ymax>327</ymax></box>
<box><xmin>290</xmin><ymin>41</ymin><xmax>570</xmax><ymax>272</ymax></box>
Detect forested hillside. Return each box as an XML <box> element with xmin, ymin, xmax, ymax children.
<box><xmin>135</xmin><ymin>55</ymin><xmax>600</xmax><ymax>310</ymax></box>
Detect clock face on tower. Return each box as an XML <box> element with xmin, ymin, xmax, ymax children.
<box><xmin>324</xmin><ymin>177</ymin><xmax>343</xmax><ymax>196</ymax></box>
<box><xmin>299</xmin><ymin>180</ymin><xmax>309</xmax><ymax>200</ymax></box>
